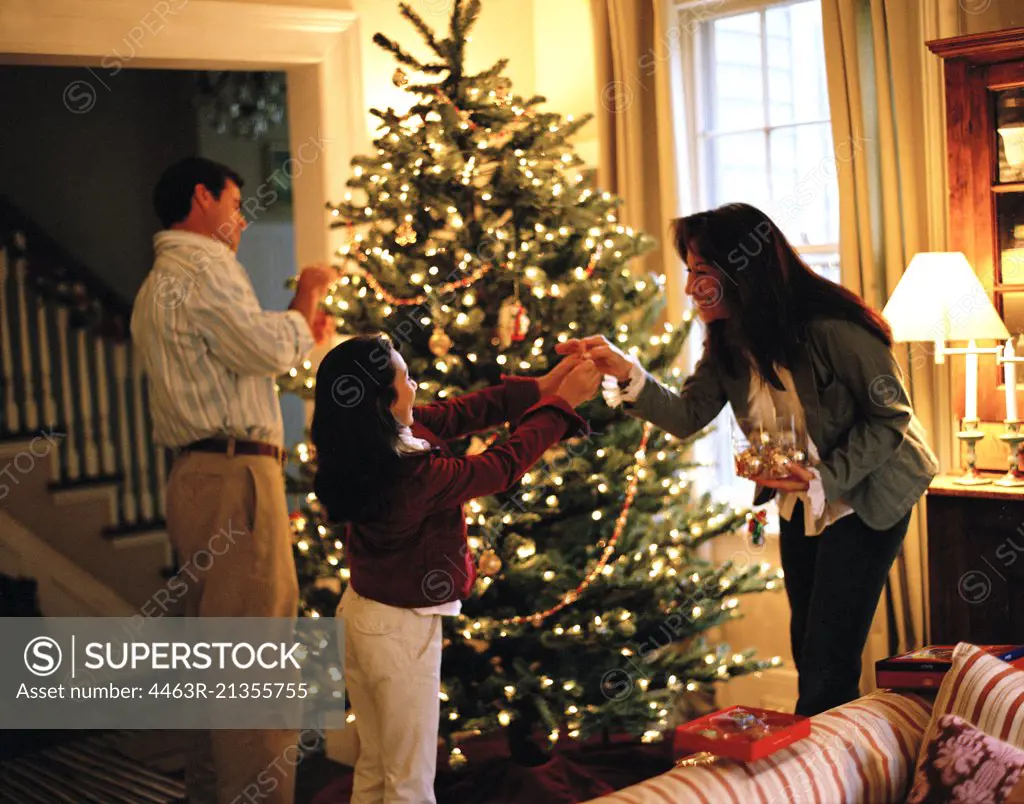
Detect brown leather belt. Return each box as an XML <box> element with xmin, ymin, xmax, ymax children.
<box><xmin>183</xmin><ymin>437</ymin><xmax>285</xmax><ymax>464</ymax></box>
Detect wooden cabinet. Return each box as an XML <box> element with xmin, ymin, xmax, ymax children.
<box><xmin>929</xmin><ymin>30</ymin><xmax>1024</xmax><ymax>455</ymax></box>
<box><xmin>926</xmin><ymin>477</ymin><xmax>1024</xmax><ymax>644</ymax></box>
<box><xmin>924</xmin><ymin>31</ymin><xmax>1024</xmax><ymax>646</ymax></box>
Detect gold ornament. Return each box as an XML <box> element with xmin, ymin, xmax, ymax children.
<box><xmin>542</xmin><ymin>445</ymin><xmax>567</xmax><ymax>463</ymax></box>
<box><xmin>449</xmin><ymin>750</ymin><xmax>468</xmax><ymax>769</ymax></box>
<box><xmin>734</xmin><ymin>449</ymin><xmax>764</xmax><ymax>479</ymax></box>
<box><xmin>395</xmin><ymin>220</ymin><xmax>417</xmax><ymax>246</ymax></box>
<box><xmin>493</xmin><ymin>208</ymin><xmax>514</xmax><ymax>229</ymax></box>
<box><xmin>767</xmin><ymin>451</ymin><xmax>791</xmax><ymax>477</ymax></box>
<box><xmin>393</xmin><ymin>68</ymin><xmax>409</xmax><ymax>88</ymax></box>
<box><xmin>428</xmin><ymin>326</ymin><xmax>453</xmax><ymax>357</ymax></box>
<box><xmin>466</xmin><ymin>436</ymin><xmax>488</xmax><ymax>456</ymax></box>
<box><xmin>479</xmin><ymin>549</ymin><xmax>503</xmax><ymax>576</ymax></box>
<box><xmin>733</xmin><ymin>425</ymin><xmax>809</xmax><ymax>480</ymax></box>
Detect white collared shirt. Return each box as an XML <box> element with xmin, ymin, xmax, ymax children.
<box><xmin>131</xmin><ymin>230</ymin><xmax>314</xmax><ymax>449</ymax></box>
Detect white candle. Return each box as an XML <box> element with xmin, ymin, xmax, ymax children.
<box><xmin>965</xmin><ymin>340</ymin><xmax>979</xmax><ymax>422</ymax></box>
<box><xmin>1006</xmin><ymin>339</ymin><xmax>1018</xmax><ymax>422</ymax></box>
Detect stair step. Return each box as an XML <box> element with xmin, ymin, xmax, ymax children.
<box><xmin>0</xmin><ymin>435</ymin><xmax>35</xmax><ymax>457</ymax></box>
<box><xmin>0</xmin><ymin>426</ymin><xmax>67</xmax><ymax>446</ymax></box>
<box><xmin>103</xmin><ymin>520</ymin><xmax>169</xmax><ymax>550</ymax></box>
<box><xmin>0</xmin><ymin>732</ymin><xmax>184</xmax><ymax>804</ymax></box>
<box><xmin>48</xmin><ymin>473</ymin><xmax>123</xmax><ymax>492</ymax></box>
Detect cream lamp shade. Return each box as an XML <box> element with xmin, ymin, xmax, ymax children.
<box><xmin>882</xmin><ymin>252</ymin><xmax>1010</xmax><ymax>360</ymax></box>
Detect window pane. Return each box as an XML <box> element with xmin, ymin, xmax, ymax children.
<box><xmin>768</xmin><ymin>123</ymin><xmax>838</xmax><ymax>245</ymax></box>
<box><xmin>766</xmin><ymin>1</ymin><xmax>829</xmax><ymax>126</ymax></box>
<box><xmin>1000</xmin><ymin>291</ymin><xmax>1024</xmax><ymax>335</ymax></box>
<box><xmin>710</xmin><ymin>12</ymin><xmax>764</xmax><ymax>131</ymax></box>
<box><xmin>709</xmin><ymin>132</ymin><xmax>770</xmax><ymax>210</ymax></box>
<box><xmin>800</xmin><ymin>251</ymin><xmax>841</xmax><ymax>285</ymax></box>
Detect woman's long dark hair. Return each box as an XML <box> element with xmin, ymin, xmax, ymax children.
<box><xmin>311</xmin><ymin>334</ymin><xmax>402</xmax><ymax>524</ymax></box>
<box><xmin>673</xmin><ymin>202</ymin><xmax>892</xmax><ymax>387</ymax></box>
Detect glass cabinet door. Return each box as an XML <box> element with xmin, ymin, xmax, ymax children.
<box><xmin>993</xmin><ymin>87</ymin><xmax>1024</xmax><ymax>336</ymax></box>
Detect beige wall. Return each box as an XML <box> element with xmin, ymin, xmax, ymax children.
<box><xmin>0</xmin><ymin>66</ymin><xmax>199</xmax><ymax>301</ymax></box>
<box><xmin>960</xmin><ymin>0</ymin><xmax>1024</xmax><ymax>34</ymax></box>
<box><xmin>215</xmin><ymin>0</ymin><xmax>599</xmax><ymax>157</ymax></box>
<box><xmin>349</xmin><ymin>0</ymin><xmax>598</xmax><ymax>159</ymax></box>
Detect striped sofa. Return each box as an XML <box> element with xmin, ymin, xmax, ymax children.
<box><xmin>586</xmin><ymin>642</ymin><xmax>1024</xmax><ymax>804</ymax></box>
<box><xmin>584</xmin><ymin>690</ymin><xmax>932</xmax><ymax>804</ymax></box>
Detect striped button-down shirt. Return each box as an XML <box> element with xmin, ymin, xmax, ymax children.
<box><xmin>131</xmin><ymin>230</ymin><xmax>314</xmax><ymax>449</ymax></box>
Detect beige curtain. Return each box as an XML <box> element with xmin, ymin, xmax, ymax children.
<box><xmin>822</xmin><ymin>0</ymin><xmax>956</xmax><ymax>691</ymax></box>
<box><xmin>591</xmin><ymin>0</ymin><xmax>684</xmax><ymax>320</ymax></box>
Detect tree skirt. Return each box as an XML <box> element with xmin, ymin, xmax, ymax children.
<box><xmin>311</xmin><ymin>731</ymin><xmax>675</xmax><ymax>804</ymax></box>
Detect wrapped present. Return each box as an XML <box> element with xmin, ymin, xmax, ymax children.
<box><xmin>875</xmin><ymin>644</ymin><xmax>1024</xmax><ymax>690</ymax></box>
<box><xmin>673</xmin><ymin>705</ymin><xmax>810</xmax><ymax>762</ymax></box>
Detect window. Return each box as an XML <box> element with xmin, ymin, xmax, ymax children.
<box><xmin>674</xmin><ymin>0</ymin><xmax>839</xmax><ymax>503</ymax></box>
<box><xmin>680</xmin><ymin>0</ymin><xmax>840</xmax><ymax>282</ymax></box>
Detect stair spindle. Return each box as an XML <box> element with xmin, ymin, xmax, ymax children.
<box><xmin>94</xmin><ymin>338</ymin><xmax>116</xmax><ymax>475</ymax></box>
<box><xmin>114</xmin><ymin>343</ymin><xmax>136</xmax><ymax>526</ymax></box>
<box><xmin>0</xmin><ymin>245</ymin><xmax>19</xmax><ymax>435</ymax></box>
<box><xmin>14</xmin><ymin>254</ymin><xmax>38</xmax><ymax>431</ymax></box>
<box><xmin>55</xmin><ymin>307</ymin><xmax>80</xmax><ymax>481</ymax></box>
<box><xmin>76</xmin><ymin>328</ymin><xmax>100</xmax><ymax>477</ymax></box>
<box><xmin>132</xmin><ymin>354</ymin><xmax>154</xmax><ymax>521</ymax></box>
<box><xmin>35</xmin><ymin>295</ymin><xmax>60</xmax><ymax>482</ymax></box>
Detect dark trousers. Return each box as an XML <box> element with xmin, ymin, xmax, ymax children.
<box><xmin>779</xmin><ymin>501</ymin><xmax>910</xmax><ymax>716</ymax></box>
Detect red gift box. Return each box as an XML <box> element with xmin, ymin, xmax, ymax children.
<box><xmin>875</xmin><ymin>644</ymin><xmax>1024</xmax><ymax>690</ymax></box>
<box><xmin>673</xmin><ymin>705</ymin><xmax>811</xmax><ymax>762</ymax></box>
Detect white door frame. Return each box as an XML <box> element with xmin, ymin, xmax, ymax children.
<box><xmin>0</xmin><ymin>0</ymin><xmax>367</xmax><ymax>268</ymax></box>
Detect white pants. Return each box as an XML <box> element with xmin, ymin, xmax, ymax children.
<box><xmin>338</xmin><ymin>585</ymin><xmax>442</xmax><ymax>804</ymax></box>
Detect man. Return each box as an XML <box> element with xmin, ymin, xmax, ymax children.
<box><xmin>132</xmin><ymin>157</ymin><xmax>334</xmax><ymax>804</ymax></box>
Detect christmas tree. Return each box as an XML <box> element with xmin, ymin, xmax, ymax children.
<box><xmin>279</xmin><ymin>0</ymin><xmax>783</xmax><ymax>765</ymax></box>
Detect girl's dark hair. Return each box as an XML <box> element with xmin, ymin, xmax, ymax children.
<box><xmin>672</xmin><ymin>202</ymin><xmax>892</xmax><ymax>386</ymax></box>
<box><xmin>311</xmin><ymin>334</ymin><xmax>402</xmax><ymax>524</ymax></box>
<box><xmin>152</xmin><ymin>157</ymin><xmax>245</xmax><ymax>228</ymax></box>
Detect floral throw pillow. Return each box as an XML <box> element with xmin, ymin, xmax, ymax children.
<box><xmin>907</xmin><ymin>714</ymin><xmax>1024</xmax><ymax>803</ymax></box>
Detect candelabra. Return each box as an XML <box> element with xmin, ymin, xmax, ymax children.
<box><xmin>954</xmin><ymin>419</ymin><xmax>989</xmax><ymax>485</ymax></box>
<box><xmin>996</xmin><ymin>340</ymin><xmax>1024</xmax><ymax>486</ymax></box>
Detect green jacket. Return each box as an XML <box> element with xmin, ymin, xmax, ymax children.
<box><xmin>626</xmin><ymin>318</ymin><xmax>939</xmax><ymax>530</ymax></box>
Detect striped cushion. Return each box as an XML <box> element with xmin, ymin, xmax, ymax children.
<box><xmin>584</xmin><ymin>691</ymin><xmax>931</xmax><ymax>804</ymax></box>
<box><xmin>912</xmin><ymin>643</ymin><xmax>1024</xmax><ymax>783</ymax></box>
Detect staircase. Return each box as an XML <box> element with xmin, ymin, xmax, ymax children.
<box><xmin>0</xmin><ymin>196</ymin><xmax>180</xmax><ymax>614</ymax></box>
<box><xmin>0</xmin><ymin>732</ymin><xmax>187</xmax><ymax>803</ymax></box>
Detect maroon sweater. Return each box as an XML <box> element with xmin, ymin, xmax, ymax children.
<box><xmin>345</xmin><ymin>376</ymin><xmax>588</xmax><ymax>608</ymax></box>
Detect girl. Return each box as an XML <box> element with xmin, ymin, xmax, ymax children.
<box><xmin>311</xmin><ymin>333</ymin><xmax>599</xmax><ymax>804</ymax></box>
<box><xmin>559</xmin><ymin>203</ymin><xmax>938</xmax><ymax>717</ymax></box>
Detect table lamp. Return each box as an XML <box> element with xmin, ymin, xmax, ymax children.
<box><xmin>881</xmin><ymin>252</ymin><xmax>1010</xmax><ymax>484</ymax></box>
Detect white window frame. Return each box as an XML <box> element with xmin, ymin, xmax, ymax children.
<box><xmin>671</xmin><ymin>0</ymin><xmax>839</xmax><ymax>507</ymax></box>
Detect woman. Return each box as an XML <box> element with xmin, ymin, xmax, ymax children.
<box><xmin>558</xmin><ymin>203</ymin><xmax>938</xmax><ymax>716</ymax></box>
<box><xmin>311</xmin><ymin>334</ymin><xmax>598</xmax><ymax>803</ymax></box>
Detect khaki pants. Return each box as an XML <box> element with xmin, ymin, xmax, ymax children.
<box><xmin>338</xmin><ymin>586</ymin><xmax>442</xmax><ymax>804</ymax></box>
<box><xmin>166</xmin><ymin>450</ymin><xmax>300</xmax><ymax>804</ymax></box>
